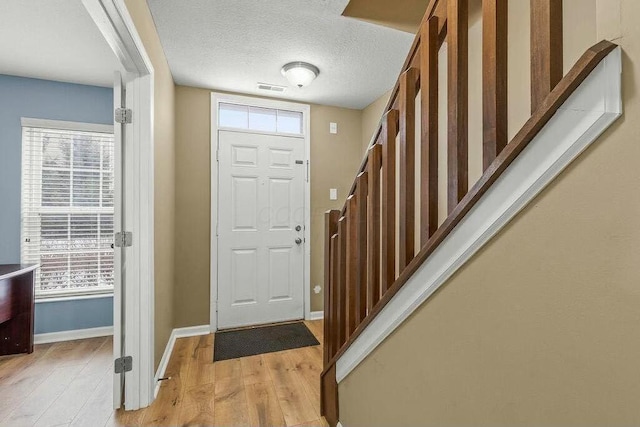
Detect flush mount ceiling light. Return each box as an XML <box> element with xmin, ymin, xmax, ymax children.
<box><xmin>281</xmin><ymin>62</ymin><xmax>320</xmax><ymax>88</ymax></box>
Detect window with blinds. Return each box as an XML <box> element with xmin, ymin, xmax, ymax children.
<box><xmin>21</xmin><ymin>120</ymin><xmax>115</xmax><ymax>298</ymax></box>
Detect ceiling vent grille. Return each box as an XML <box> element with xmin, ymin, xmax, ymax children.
<box><xmin>257</xmin><ymin>83</ymin><xmax>287</xmax><ymax>93</ymax></box>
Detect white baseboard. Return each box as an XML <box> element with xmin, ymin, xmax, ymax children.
<box><xmin>173</xmin><ymin>324</ymin><xmax>211</xmax><ymax>339</ymax></box>
<box><xmin>336</xmin><ymin>47</ymin><xmax>622</xmax><ymax>383</ymax></box>
<box><xmin>154</xmin><ymin>324</ymin><xmax>210</xmax><ymax>397</ymax></box>
<box><xmin>34</xmin><ymin>326</ymin><xmax>113</xmax><ymax>344</ymax></box>
<box><xmin>308</xmin><ymin>311</ymin><xmax>324</xmax><ymax>320</ymax></box>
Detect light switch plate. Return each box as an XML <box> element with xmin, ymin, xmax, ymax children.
<box><xmin>329</xmin><ymin>122</ymin><xmax>338</xmax><ymax>134</ymax></box>
<box><xmin>330</xmin><ymin>188</ymin><xmax>338</xmax><ymax>200</ymax></box>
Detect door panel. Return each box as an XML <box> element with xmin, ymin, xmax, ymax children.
<box><xmin>231</xmin><ymin>176</ymin><xmax>258</xmax><ymax>230</ymax></box>
<box><xmin>269</xmin><ymin>178</ymin><xmax>293</xmax><ymax>230</ymax></box>
<box><xmin>218</xmin><ymin>130</ymin><xmax>305</xmax><ymax>329</ymax></box>
<box><xmin>231</xmin><ymin>248</ymin><xmax>258</xmax><ymax>305</ymax></box>
<box><xmin>268</xmin><ymin>247</ymin><xmax>294</xmax><ymax>301</ymax></box>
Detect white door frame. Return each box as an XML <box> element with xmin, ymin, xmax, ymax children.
<box><xmin>82</xmin><ymin>0</ymin><xmax>155</xmax><ymax>410</ymax></box>
<box><xmin>210</xmin><ymin>93</ymin><xmax>312</xmax><ymax>332</ymax></box>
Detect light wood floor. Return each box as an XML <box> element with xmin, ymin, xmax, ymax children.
<box><xmin>0</xmin><ymin>335</ymin><xmax>113</xmax><ymax>426</ymax></box>
<box><xmin>0</xmin><ymin>320</ymin><xmax>326</xmax><ymax>427</ymax></box>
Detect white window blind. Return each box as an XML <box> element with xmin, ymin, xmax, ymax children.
<box><xmin>21</xmin><ymin>120</ymin><xmax>115</xmax><ymax>298</ymax></box>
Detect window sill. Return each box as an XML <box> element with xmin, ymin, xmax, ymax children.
<box><xmin>35</xmin><ymin>293</ymin><xmax>114</xmax><ymax>303</ymax></box>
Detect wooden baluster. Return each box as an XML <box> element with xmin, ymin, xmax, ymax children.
<box><xmin>345</xmin><ymin>195</ymin><xmax>358</xmax><ymax>336</ymax></box>
<box><xmin>482</xmin><ymin>0</ymin><xmax>508</xmax><ymax>170</ymax></box>
<box><xmin>367</xmin><ymin>144</ymin><xmax>382</xmax><ymax>311</ymax></box>
<box><xmin>530</xmin><ymin>0</ymin><xmax>563</xmax><ymax>113</ymax></box>
<box><xmin>336</xmin><ymin>216</ymin><xmax>347</xmax><ymax>347</ymax></box>
<box><xmin>420</xmin><ymin>16</ymin><xmax>440</xmax><ymax>246</ymax></box>
<box><xmin>381</xmin><ymin>110</ymin><xmax>398</xmax><ymax>292</ymax></box>
<box><xmin>399</xmin><ymin>68</ymin><xmax>419</xmax><ymax>270</ymax></box>
<box><xmin>323</xmin><ymin>210</ymin><xmax>339</xmax><ymax>364</ymax></box>
<box><xmin>329</xmin><ymin>233</ymin><xmax>338</xmax><ymax>358</ymax></box>
<box><xmin>355</xmin><ymin>172</ymin><xmax>368</xmax><ymax>323</ymax></box>
<box><xmin>448</xmin><ymin>0</ymin><xmax>469</xmax><ymax>214</ymax></box>
<box><xmin>432</xmin><ymin>0</ymin><xmax>450</xmax><ymax>45</ymax></box>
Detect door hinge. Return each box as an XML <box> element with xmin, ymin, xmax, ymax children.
<box><xmin>114</xmin><ymin>356</ymin><xmax>133</xmax><ymax>374</ymax></box>
<box><xmin>115</xmin><ymin>108</ymin><xmax>132</xmax><ymax>124</ymax></box>
<box><xmin>114</xmin><ymin>231</ymin><xmax>132</xmax><ymax>247</ymax></box>
<box><xmin>306</xmin><ymin>160</ymin><xmax>309</xmax><ymax>182</ymax></box>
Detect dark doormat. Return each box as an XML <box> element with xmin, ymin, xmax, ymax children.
<box><xmin>213</xmin><ymin>321</ymin><xmax>319</xmax><ymax>362</ymax></box>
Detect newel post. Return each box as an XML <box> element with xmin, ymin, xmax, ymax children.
<box><xmin>322</xmin><ymin>210</ymin><xmax>340</xmax><ymax>427</ymax></box>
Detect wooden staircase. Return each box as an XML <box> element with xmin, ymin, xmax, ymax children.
<box><xmin>320</xmin><ymin>0</ymin><xmax>617</xmax><ymax>425</ymax></box>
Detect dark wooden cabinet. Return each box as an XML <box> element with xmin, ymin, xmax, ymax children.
<box><xmin>0</xmin><ymin>264</ymin><xmax>37</xmax><ymax>356</ymax></box>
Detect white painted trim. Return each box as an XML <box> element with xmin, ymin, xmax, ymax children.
<box><xmin>174</xmin><ymin>324</ymin><xmax>211</xmax><ymax>339</ymax></box>
<box><xmin>336</xmin><ymin>48</ymin><xmax>623</xmax><ymax>383</ymax></box>
<box><xmin>83</xmin><ymin>0</ymin><xmax>155</xmax><ymax>411</ymax></box>
<box><xmin>153</xmin><ymin>332</ymin><xmax>176</xmax><ymax>398</ymax></box>
<box><xmin>309</xmin><ymin>311</ymin><xmax>324</xmax><ymax>320</ymax></box>
<box><xmin>34</xmin><ymin>326</ymin><xmax>113</xmax><ymax>344</ymax></box>
<box><xmin>35</xmin><ymin>293</ymin><xmax>114</xmax><ymax>303</ymax></box>
<box><xmin>153</xmin><ymin>325</ymin><xmax>210</xmax><ymax>397</ymax></box>
<box><xmin>210</xmin><ymin>92</ymin><xmax>312</xmax><ymax>332</ymax></box>
<box><xmin>20</xmin><ymin>118</ymin><xmax>114</xmax><ymax>134</ymax></box>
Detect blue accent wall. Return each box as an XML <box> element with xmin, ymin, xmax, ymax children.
<box><xmin>35</xmin><ymin>296</ymin><xmax>114</xmax><ymax>334</ymax></box>
<box><xmin>0</xmin><ymin>74</ymin><xmax>114</xmax><ymax>333</ymax></box>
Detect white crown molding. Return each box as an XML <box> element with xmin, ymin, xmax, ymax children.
<box><xmin>154</xmin><ymin>325</ymin><xmax>210</xmax><ymax>397</ymax></box>
<box><xmin>34</xmin><ymin>326</ymin><xmax>113</xmax><ymax>344</ymax></box>
<box><xmin>336</xmin><ymin>47</ymin><xmax>622</xmax><ymax>383</ymax></box>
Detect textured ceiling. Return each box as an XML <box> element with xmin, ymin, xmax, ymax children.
<box><xmin>0</xmin><ymin>0</ymin><xmax>119</xmax><ymax>87</ymax></box>
<box><xmin>147</xmin><ymin>0</ymin><xmax>415</xmax><ymax>109</ymax></box>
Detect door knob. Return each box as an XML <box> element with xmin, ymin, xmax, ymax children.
<box><xmin>295</xmin><ymin>238</ymin><xmax>303</xmax><ymax>245</ymax></box>
<box><xmin>295</xmin><ymin>225</ymin><xmax>302</xmax><ymax>231</ymax></box>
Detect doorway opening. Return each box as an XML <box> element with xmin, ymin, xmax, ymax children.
<box><xmin>0</xmin><ymin>0</ymin><xmax>127</xmax><ymax>423</ymax></box>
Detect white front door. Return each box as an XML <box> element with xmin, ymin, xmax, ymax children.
<box><xmin>217</xmin><ymin>130</ymin><xmax>305</xmax><ymax>329</ymax></box>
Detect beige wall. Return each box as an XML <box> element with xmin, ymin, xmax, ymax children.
<box><xmin>124</xmin><ymin>0</ymin><xmax>176</xmax><ymax>367</ymax></box>
<box><xmin>173</xmin><ymin>86</ymin><xmax>364</xmax><ymax>326</ymax></box>
<box><xmin>309</xmin><ymin>105</ymin><xmax>363</xmax><ymax>311</ymax></box>
<box><xmin>173</xmin><ymin>86</ymin><xmax>211</xmax><ymax>327</ymax></box>
<box><xmin>361</xmin><ymin>90</ymin><xmax>392</xmax><ymax>155</ymax></box>
<box><xmin>339</xmin><ymin>0</ymin><xmax>640</xmax><ymax>425</ymax></box>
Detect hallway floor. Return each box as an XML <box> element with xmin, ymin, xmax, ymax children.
<box><xmin>0</xmin><ymin>320</ymin><xmax>326</xmax><ymax>426</ymax></box>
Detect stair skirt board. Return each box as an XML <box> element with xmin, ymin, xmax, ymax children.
<box><xmin>335</xmin><ymin>47</ymin><xmax>622</xmax><ymax>384</ymax></box>
<box><xmin>34</xmin><ymin>326</ymin><xmax>114</xmax><ymax>344</ymax></box>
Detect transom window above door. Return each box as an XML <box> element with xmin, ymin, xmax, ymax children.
<box><xmin>20</xmin><ymin>119</ymin><xmax>115</xmax><ymax>298</ymax></box>
<box><xmin>219</xmin><ymin>103</ymin><xmax>303</xmax><ymax>135</ymax></box>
